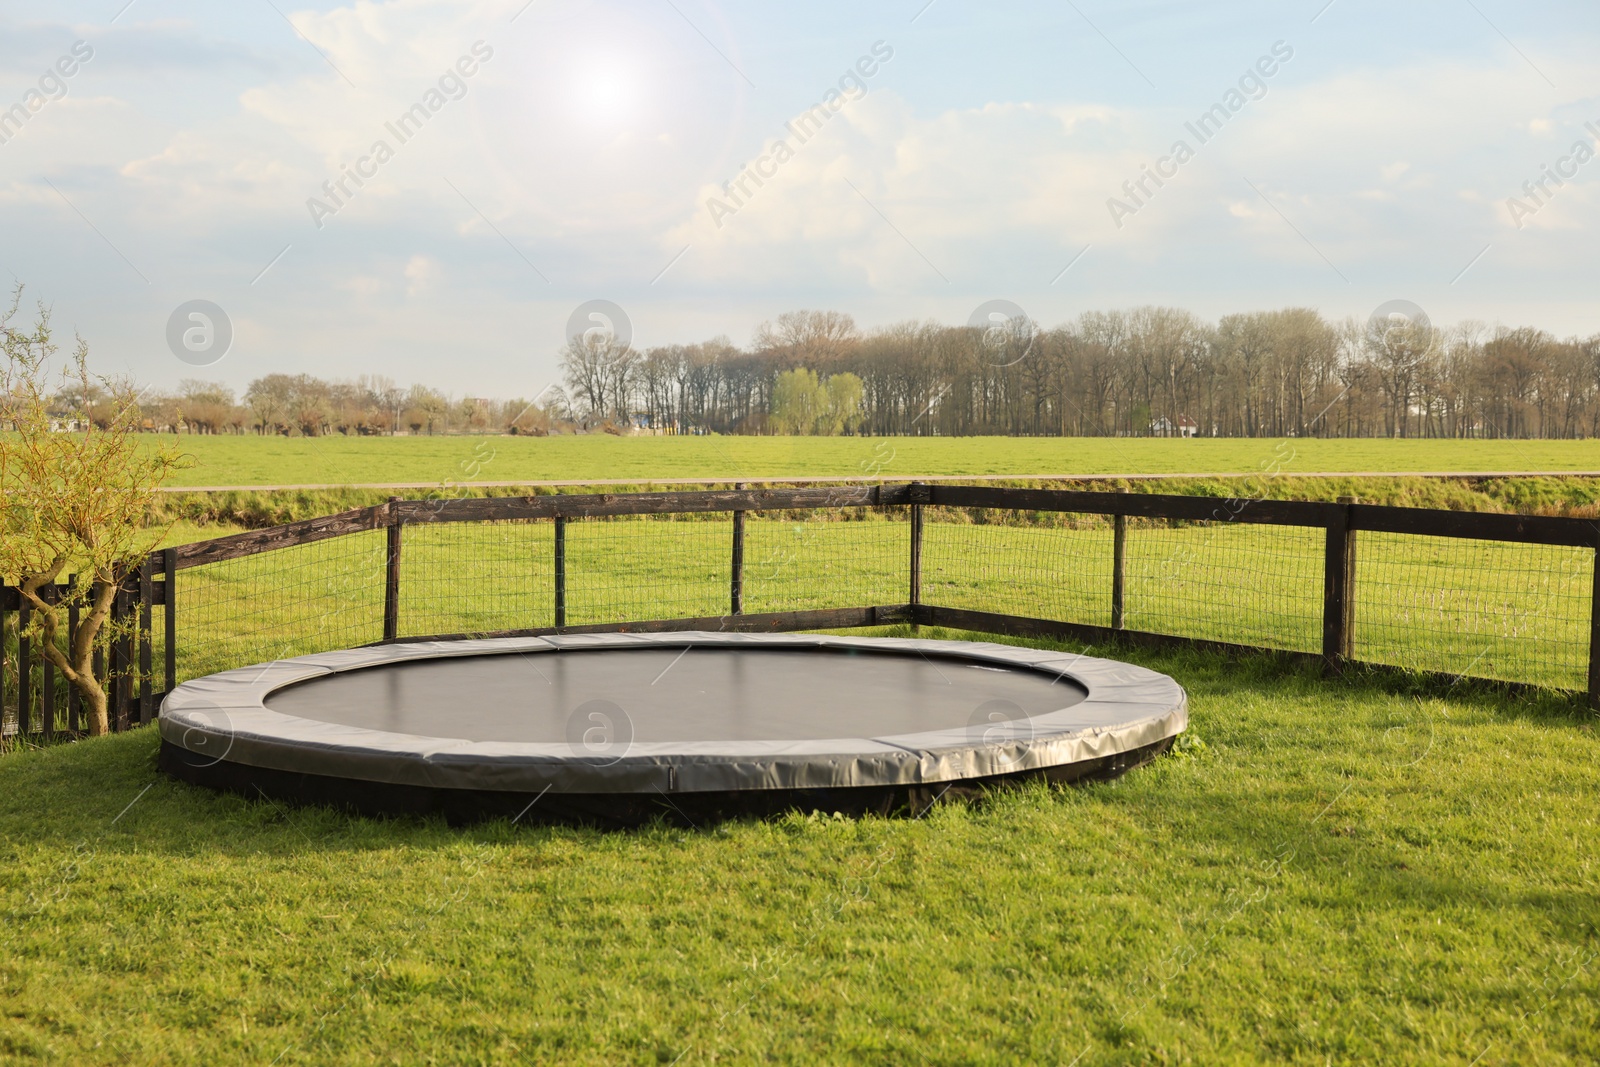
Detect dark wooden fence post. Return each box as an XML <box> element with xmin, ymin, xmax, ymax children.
<box><xmin>113</xmin><ymin>572</ymin><xmax>132</xmax><ymax>732</ymax></box>
<box><xmin>1322</xmin><ymin>496</ymin><xmax>1357</xmax><ymax>674</ymax></box>
<box><xmin>554</xmin><ymin>516</ymin><xmax>568</xmax><ymax>630</ymax></box>
<box><xmin>1588</xmin><ymin>524</ymin><xmax>1600</xmax><ymax>711</ymax></box>
<box><xmin>1112</xmin><ymin>487</ymin><xmax>1128</xmax><ymax>631</ymax></box>
<box><xmin>909</xmin><ymin>483</ymin><xmax>928</xmax><ymax>625</ymax></box>
<box><xmin>40</xmin><ymin>585</ymin><xmax>55</xmax><ymax>740</ymax></box>
<box><xmin>92</xmin><ymin>578</ymin><xmax>105</xmax><ymax>731</ymax></box>
<box><xmin>17</xmin><ymin>596</ymin><xmax>30</xmax><ymax>737</ymax></box>
<box><xmin>163</xmin><ymin>548</ymin><xmax>177</xmax><ymax>698</ymax></box>
<box><xmin>730</xmin><ymin>508</ymin><xmax>745</xmax><ymax>616</ymax></box>
<box><xmin>383</xmin><ymin>497</ymin><xmax>402</xmax><ymax>643</ymax></box>
<box><xmin>0</xmin><ymin>590</ymin><xmax>8</xmax><ymax>736</ymax></box>
<box><xmin>138</xmin><ymin>559</ymin><xmax>154</xmax><ymax>725</ymax></box>
<box><xmin>122</xmin><ymin>572</ymin><xmax>136</xmax><ymax>731</ymax></box>
<box><xmin>68</xmin><ymin>594</ymin><xmax>81</xmax><ymax>732</ymax></box>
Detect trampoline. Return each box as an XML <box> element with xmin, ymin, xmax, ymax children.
<box><xmin>159</xmin><ymin>632</ymin><xmax>1187</xmax><ymax>826</ymax></box>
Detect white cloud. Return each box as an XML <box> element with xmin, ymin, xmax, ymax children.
<box><xmin>404</xmin><ymin>253</ymin><xmax>440</xmax><ymax>297</ymax></box>
<box><xmin>654</xmin><ymin>57</ymin><xmax>1583</xmax><ymax>287</ymax></box>
<box><xmin>341</xmin><ymin>274</ymin><xmax>384</xmax><ymax>297</ymax></box>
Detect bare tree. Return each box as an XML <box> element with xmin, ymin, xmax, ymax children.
<box><xmin>753</xmin><ymin>309</ymin><xmax>861</xmax><ymax>368</ymax></box>
<box><xmin>559</xmin><ymin>328</ymin><xmax>637</xmax><ymax>424</ymax></box>
<box><xmin>1364</xmin><ymin>310</ymin><xmax>1436</xmax><ymax>437</ymax></box>
<box><xmin>405</xmin><ymin>385</ymin><xmax>449</xmax><ymax>435</ymax></box>
<box><xmin>245</xmin><ymin>374</ymin><xmax>294</xmax><ymax>435</ymax></box>
<box><xmin>178</xmin><ymin>379</ymin><xmax>235</xmax><ymax>434</ymax></box>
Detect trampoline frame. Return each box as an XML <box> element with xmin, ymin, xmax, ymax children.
<box><xmin>160</xmin><ymin>632</ymin><xmax>1185</xmax><ymax>824</ymax></box>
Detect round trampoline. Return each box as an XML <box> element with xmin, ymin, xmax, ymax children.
<box><xmin>159</xmin><ymin>632</ymin><xmax>1187</xmax><ymax>826</ymax></box>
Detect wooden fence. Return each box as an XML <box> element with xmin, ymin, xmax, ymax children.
<box><xmin>4</xmin><ymin>482</ymin><xmax>1597</xmax><ymax>740</ymax></box>
<box><xmin>0</xmin><ymin>556</ymin><xmax>169</xmax><ymax>739</ymax></box>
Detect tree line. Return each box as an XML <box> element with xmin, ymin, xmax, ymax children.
<box><xmin>560</xmin><ymin>307</ymin><xmax>1600</xmax><ymax>439</ymax></box>
<box><xmin>104</xmin><ymin>375</ymin><xmax>556</xmax><ymax>437</ymax></box>
<box><xmin>116</xmin><ymin>306</ymin><xmax>1600</xmax><ymax>438</ymax></box>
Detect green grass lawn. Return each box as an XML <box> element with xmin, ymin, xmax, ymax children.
<box><xmin>149</xmin><ymin>434</ymin><xmax>1600</xmax><ymax>488</ymax></box>
<box><xmin>2</xmin><ymin>632</ymin><xmax>1596</xmax><ymax>1065</ymax></box>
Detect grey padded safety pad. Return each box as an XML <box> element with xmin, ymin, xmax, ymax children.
<box><xmin>160</xmin><ymin>632</ymin><xmax>1187</xmax><ymax>795</ymax></box>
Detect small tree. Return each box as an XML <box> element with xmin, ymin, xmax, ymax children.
<box><xmin>406</xmin><ymin>385</ymin><xmax>449</xmax><ymax>435</ymax></box>
<box><xmin>770</xmin><ymin>368</ymin><xmax>864</xmax><ymax>435</ymax></box>
<box><xmin>823</xmin><ymin>372</ymin><xmax>864</xmax><ymax>435</ymax></box>
<box><xmin>0</xmin><ymin>288</ymin><xmax>181</xmax><ymax>735</ymax></box>
<box><xmin>770</xmin><ymin>368</ymin><xmax>826</xmax><ymax>434</ymax></box>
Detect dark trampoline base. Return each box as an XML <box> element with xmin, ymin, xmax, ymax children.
<box><xmin>159</xmin><ymin>736</ymin><xmax>1176</xmax><ymax>828</ymax></box>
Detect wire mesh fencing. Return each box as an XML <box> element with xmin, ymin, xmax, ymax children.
<box><xmin>565</xmin><ymin>514</ymin><xmax>731</xmax><ymax>625</ymax></box>
<box><xmin>399</xmin><ymin>519</ymin><xmax>554</xmax><ymax>637</ymax></box>
<box><xmin>163</xmin><ymin>497</ymin><xmax>1600</xmax><ymax>698</ymax></box>
<box><xmin>1123</xmin><ymin>519</ymin><xmax>1324</xmax><ymax>653</ymax></box>
<box><xmin>922</xmin><ymin>509</ymin><xmax>1113</xmax><ymax>628</ymax></box>
<box><xmin>743</xmin><ymin>507</ymin><xmax>908</xmax><ymax>614</ymax></box>
<box><xmin>1353</xmin><ymin>533</ymin><xmax>1592</xmax><ymax>690</ymax></box>
<box><xmin>18</xmin><ymin>486</ymin><xmax>1591</xmax><ymax>741</ymax></box>
<box><xmin>175</xmin><ymin>529</ymin><xmax>387</xmax><ymax>684</ymax></box>
<box><xmin>395</xmin><ymin>508</ymin><xmax>912</xmax><ymax>633</ymax></box>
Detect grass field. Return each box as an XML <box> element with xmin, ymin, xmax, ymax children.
<box><xmin>2</xmin><ymin>632</ymin><xmax>1596</xmax><ymax>1065</ymax></box>
<box><xmin>6</xmin><ymin>446</ymin><xmax>1599</xmax><ymax>1062</ymax></box>
<box><xmin>148</xmin><ymin>434</ymin><xmax>1600</xmax><ymax>488</ymax></box>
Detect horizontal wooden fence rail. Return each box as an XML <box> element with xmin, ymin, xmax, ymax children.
<box><xmin>7</xmin><ymin>482</ymin><xmax>1598</xmax><ymax>747</ymax></box>
<box><xmin>1344</xmin><ymin>503</ymin><xmax>1598</xmax><ymax>548</ymax></box>
<box><xmin>924</xmin><ymin>484</ymin><xmax>1600</xmax><ymax>544</ymax></box>
<box><xmin>926</xmin><ymin>484</ymin><xmax>1340</xmax><ymax>527</ymax></box>
<box><xmin>396</xmin><ymin>484</ymin><xmax>908</xmax><ymax>525</ymax></box>
<box><xmin>167</xmin><ymin>505</ymin><xmax>392</xmax><ymax>570</ymax></box>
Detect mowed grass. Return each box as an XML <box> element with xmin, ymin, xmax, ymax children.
<box><xmin>171</xmin><ymin>514</ymin><xmax>1593</xmax><ymax>691</ymax></box>
<box><xmin>150</xmin><ymin>434</ymin><xmax>1600</xmax><ymax>488</ymax></box>
<box><xmin>1</xmin><ymin>633</ymin><xmax>1596</xmax><ymax>1065</ymax></box>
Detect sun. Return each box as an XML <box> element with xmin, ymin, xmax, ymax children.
<box><xmin>568</xmin><ymin>62</ymin><xmax>637</xmax><ymax>123</ymax></box>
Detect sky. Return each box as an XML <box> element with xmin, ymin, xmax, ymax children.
<box><xmin>0</xmin><ymin>0</ymin><xmax>1596</xmax><ymax>399</ymax></box>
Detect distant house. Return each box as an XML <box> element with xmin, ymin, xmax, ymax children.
<box><xmin>1150</xmin><ymin>415</ymin><xmax>1199</xmax><ymax>438</ymax></box>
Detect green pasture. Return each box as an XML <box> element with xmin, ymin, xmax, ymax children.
<box><xmin>1</xmin><ymin>631</ymin><xmax>1595</xmax><ymax>1065</ymax></box>
<box><xmin>148</xmin><ymin>434</ymin><xmax>1600</xmax><ymax>488</ymax></box>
